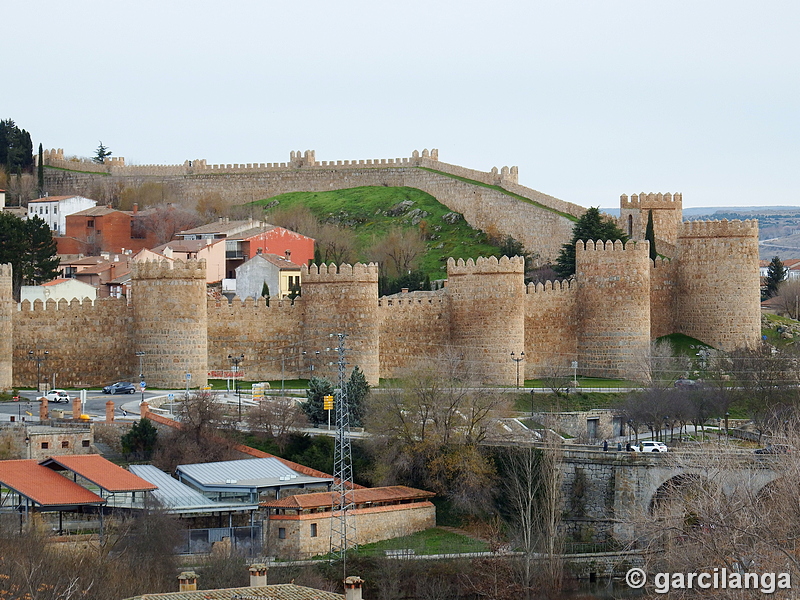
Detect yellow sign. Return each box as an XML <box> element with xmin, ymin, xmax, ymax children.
<box><xmin>323</xmin><ymin>395</ymin><xmax>334</xmax><ymax>410</ymax></box>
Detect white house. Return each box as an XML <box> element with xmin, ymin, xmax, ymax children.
<box><xmin>27</xmin><ymin>195</ymin><xmax>97</xmax><ymax>235</ymax></box>
<box><xmin>20</xmin><ymin>278</ymin><xmax>97</xmax><ymax>304</ymax></box>
<box><xmin>234</xmin><ymin>252</ymin><xmax>301</xmax><ymax>300</ymax></box>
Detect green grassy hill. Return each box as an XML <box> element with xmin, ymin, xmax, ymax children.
<box><xmin>251</xmin><ymin>186</ymin><xmax>511</xmax><ymax>278</ymax></box>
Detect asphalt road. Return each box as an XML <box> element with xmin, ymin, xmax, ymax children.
<box><xmin>0</xmin><ymin>389</ymin><xmax>163</xmax><ymax>422</ymax></box>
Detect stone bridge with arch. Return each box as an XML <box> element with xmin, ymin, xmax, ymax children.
<box><xmin>560</xmin><ymin>448</ymin><xmax>781</xmax><ymax>543</ymax></box>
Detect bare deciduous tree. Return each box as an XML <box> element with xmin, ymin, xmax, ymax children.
<box><xmin>367</xmin><ymin>227</ymin><xmax>426</xmax><ymax>279</ymax></box>
<box><xmin>246</xmin><ymin>396</ymin><xmax>308</xmax><ymax>451</ymax></box>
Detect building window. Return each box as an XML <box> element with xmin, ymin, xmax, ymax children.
<box><xmin>310</xmin><ymin>523</ymin><xmax>317</xmax><ymax>537</ymax></box>
<box><xmin>82</xmin><ymin>440</ymin><xmax>90</xmax><ymax>447</ymax></box>
<box><xmin>41</xmin><ymin>442</ymin><xmax>49</xmax><ymax>449</ymax></box>
<box><xmin>278</xmin><ymin>528</ymin><xmax>286</xmax><ymax>539</ymax></box>
<box><xmin>53</xmin><ymin>207</ymin><xmax>57</xmax><ymax>214</ymax></box>
<box><xmin>61</xmin><ymin>441</ymin><xmax>69</xmax><ymax>448</ymax></box>
<box><xmin>87</xmin><ymin>220</ymin><xmax>95</xmax><ymax>228</ymax></box>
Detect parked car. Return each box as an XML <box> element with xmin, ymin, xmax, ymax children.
<box><xmin>631</xmin><ymin>441</ymin><xmax>668</xmax><ymax>452</ymax></box>
<box><xmin>45</xmin><ymin>389</ymin><xmax>70</xmax><ymax>403</ymax></box>
<box><xmin>103</xmin><ymin>381</ymin><xmax>136</xmax><ymax>395</ymax></box>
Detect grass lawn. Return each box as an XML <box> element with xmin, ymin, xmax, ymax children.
<box><xmin>340</xmin><ymin>528</ymin><xmax>488</xmax><ymax>558</ymax></box>
<box><xmin>515</xmin><ymin>391</ymin><xmax>627</xmax><ymax>413</ymax></box>
<box><xmin>249</xmin><ymin>186</ymin><xmax>508</xmax><ymax>279</ymax></box>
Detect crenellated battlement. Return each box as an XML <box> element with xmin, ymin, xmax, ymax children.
<box><xmin>0</xmin><ymin>264</ymin><xmax>12</xmax><ymax>279</ymax></box>
<box><xmin>679</xmin><ymin>218</ymin><xmax>759</xmax><ymax>239</ymax></box>
<box><xmin>526</xmin><ymin>279</ymin><xmax>574</xmax><ymax>294</ymax></box>
<box><xmin>620</xmin><ymin>192</ymin><xmax>683</xmax><ymax>209</ymax></box>
<box><xmin>652</xmin><ymin>256</ymin><xmax>673</xmax><ymax>268</ymax></box>
<box><xmin>131</xmin><ymin>258</ymin><xmax>207</xmax><ymax>280</ymax></box>
<box><xmin>577</xmin><ymin>240</ymin><xmax>648</xmax><ymax>253</ymax></box>
<box><xmin>208</xmin><ymin>296</ymin><xmax>301</xmax><ymax>310</ymax></box>
<box><xmin>378</xmin><ymin>292</ymin><xmax>448</xmax><ymax>309</ymax></box>
<box><xmin>447</xmin><ymin>255</ymin><xmax>525</xmax><ymax>276</ymax></box>
<box><xmin>17</xmin><ymin>297</ymin><xmax>126</xmax><ymax>312</ymax></box>
<box><xmin>301</xmin><ymin>262</ymin><xmax>380</xmax><ymax>283</ymax></box>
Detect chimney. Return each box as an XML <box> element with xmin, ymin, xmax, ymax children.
<box><xmin>401</xmin><ymin>288</ymin><xmax>409</xmax><ymax>294</ymax></box>
<box><xmin>133</xmin><ymin>203</ymin><xmax>138</xmax><ymax>215</ymax></box>
<box><xmin>72</xmin><ymin>397</ymin><xmax>81</xmax><ymax>420</ymax></box>
<box><xmin>140</xmin><ymin>401</ymin><xmax>149</xmax><ymax>420</ymax></box>
<box><xmin>39</xmin><ymin>398</ymin><xmax>48</xmax><ymax>421</ymax></box>
<box><xmin>105</xmin><ymin>400</ymin><xmax>115</xmax><ymax>423</ymax></box>
<box><xmin>284</xmin><ymin>249</ymin><xmax>291</xmax><ymax>260</ymax></box>
<box><xmin>256</xmin><ymin>247</ymin><xmax>263</xmax><ymax>255</ymax></box>
<box><xmin>249</xmin><ymin>563</ymin><xmax>268</xmax><ymax>586</ymax></box>
<box><xmin>177</xmin><ymin>571</ymin><xmax>198</xmax><ymax>592</ymax></box>
<box><xmin>344</xmin><ymin>576</ymin><xmax>364</xmax><ymax>600</ymax></box>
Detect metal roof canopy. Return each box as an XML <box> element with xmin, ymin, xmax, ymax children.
<box><xmin>175</xmin><ymin>457</ymin><xmax>332</xmax><ymax>495</ymax></box>
<box><xmin>129</xmin><ymin>465</ymin><xmax>259</xmax><ymax>515</ymax></box>
<box><xmin>40</xmin><ymin>455</ymin><xmax>157</xmax><ymax>494</ymax></box>
<box><xmin>0</xmin><ymin>459</ymin><xmax>105</xmax><ymax>509</ymax></box>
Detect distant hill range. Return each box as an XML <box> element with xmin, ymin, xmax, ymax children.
<box><xmin>601</xmin><ymin>206</ymin><xmax>800</xmax><ymax>260</ymax></box>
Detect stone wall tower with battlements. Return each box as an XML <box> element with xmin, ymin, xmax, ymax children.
<box><xmin>300</xmin><ymin>263</ymin><xmax>381</xmax><ymax>386</ymax></box>
<box><xmin>576</xmin><ymin>240</ymin><xmax>651</xmax><ymax>380</ymax></box>
<box><xmin>447</xmin><ymin>256</ymin><xmax>526</xmax><ymax>385</ymax></box>
<box><xmin>677</xmin><ymin>219</ymin><xmax>760</xmax><ymax>350</ymax></box>
<box><xmin>619</xmin><ymin>192</ymin><xmax>683</xmax><ymax>249</ymax></box>
<box><xmin>132</xmin><ymin>259</ymin><xmax>208</xmax><ymax>389</ymax></box>
<box><xmin>0</xmin><ymin>264</ymin><xmax>12</xmax><ymax>391</ymax></box>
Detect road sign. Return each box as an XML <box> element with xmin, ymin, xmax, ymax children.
<box><xmin>186</xmin><ymin>373</ymin><xmax>192</xmax><ymax>380</ymax></box>
<box><xmin>323</xmin><ymin>395</ymin><xmax>334</xmax><ymax>410</ymax></box>
<box><xmin>140</xmin><ymin>381</ymin><xmax>146</xmax><ymax>390</ymax></box>
<box><xmin>168</xmin><ymin>393</ymin><xmax>175</xmax><ymax>401</ymax></box>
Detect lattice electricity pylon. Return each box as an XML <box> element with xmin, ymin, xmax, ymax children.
<box><xmin>330</xmin><ymin>332</ymin><xmax>357</xmax><ymax>564</ymax></box>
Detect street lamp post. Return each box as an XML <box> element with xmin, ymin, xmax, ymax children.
<box><xmin>511</xmin><ymin>351</ymin><xmax>525</xmax><ymax>389</ymax></box>
<box><xmin>228</xmin><ymin>354</ymin><xmax>244</xmax><ymax>421</ymax></box>
<box><xmin>28</xmin><ymin>350</ymin><xmax>49</xmax><ymax>395</ymax></box>
<box><xmin>135</xmin><ymin>351</ymin><xmax>145</xmax><ymax>405</ymax></box>
<box><xmin>302</xmin><ymin>350</ymin><xmax>320</xmax><ymax>380</ymax></box>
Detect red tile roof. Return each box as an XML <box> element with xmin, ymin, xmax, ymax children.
<box><xmin>261</xmin><ymin>485</ymin><xmax>435</xmax><ymax>509</ymax></box>
<box><xmin>40</xmin><ymin>455</ymin><xmax>157</xmax><ymax>493</ymax></box>
<box><xmin>0</xmin><ymin>459</ymin><xmax>105</xmax><ymax>507</ymax></box>
<box><xmin>41</xmin><ymin>278</ymin><xmax>70</xmax><ymax>286</ymax></box>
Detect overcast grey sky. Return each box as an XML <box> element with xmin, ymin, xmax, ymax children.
<box><xmin>3</xmin><ymin>1</ymin><xmax>798</xmax><ymax>208</ymax></box>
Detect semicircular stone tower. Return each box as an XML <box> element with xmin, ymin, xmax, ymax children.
<box><xmin>576</xmin><ymin>240</ymin><xmax>651</xmax><ymax>380</ymax></box>
<box><xmin>132</xmin><ymin>259</ymin><xmax>208</xmax><ymax>389</ymax></box>
<box><xmin>677</xmin><ymin>219</ymin><xmax>760</xmax><ymax>350</ymax></box>
<box><xmin>300</xmin><ymin>263</ymin><xmax>380</xmax><ymax>385</ymax></box>
<box><xmin>447</xmin><ymin>256</ymin><xmax>526</xmax><ymax>385</ymax></box>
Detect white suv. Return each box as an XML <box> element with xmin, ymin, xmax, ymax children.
<box><xmin>632</xmin><ymin>441</ymin><xmax>668</xmax><ymax>452</ymax></box>
<box><xmin>44</xmin><ymin>389</ymin><xmax>71</xmax><ymax>404</ymax></box>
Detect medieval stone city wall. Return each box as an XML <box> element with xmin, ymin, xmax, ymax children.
<box><xmin>206</xmin><ymin>297</ymin><xmax>305</xmax><ymax>382</ymax></box>
<box><xmin>0</xmin><ymin>265</ymin><xmax>13</xmax><ymax>390</ymax></box>
<box><xmin>649</xmin><ymin>258</ymin><xmax>679</xmax><ymax>339</ymax></box>
<box><xmin>42</xmin><ymin>149</ymin><xmax>582</xmax><ymax>263</ymax></box>
<box><xmin>12</xmin><ymin>297</ymin><xmax>133</xmax><ymax>388</ymax></box>
<box><xmin>576</xmin><ymin>240</ymin><xmax>651</xmax><ymax>380</ymax></box>
<box><xmin>524</xmin><ymin>279</ymin><xmax>578</xmax><ymax>379</ymax></box>
<box><xmin>378</xmin><ymin>291</ymin><xmax>452</xmax><ymax>378</ymax></box>
<box><xmin>447</xmin><ymin>256</ymin><xmax>526</xmax><ymax>385</ymax></box>
<box><xmin>132</xmin><ymin>259</ymin><xmax>209</xmax><ymax>388</ymax></box>
<box><xmin>677</xmin><ymin>219</ymin><xmax>761</xmax><ymax>351</ymax></box>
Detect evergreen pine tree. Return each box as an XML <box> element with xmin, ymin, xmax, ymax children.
<box><xmin>0</xmin><ymin>212</ymin><xmax>59</xmax><ymax>300</ymax></box>
<box><xmin>766</xmin><ymin>256</ymin><xmax>788</xmax><ymax>298</ymax></box>
<box><xmin>261</xmin><ymin>281</ymin><xmax>270</xmax><ymax>306</ymax></box>
<box><xmin>37</xmin><ymin>143</ymin><xmax>44</xmax><ymax>195</ymax></box>
<box><xmin>346</xmin><ymin>366</ymin><xmax>370</xmax><ymax>427</ymax></box>
<box><xmin>93</xmin><ymin>141</ymin><xmax>112</xmax><ymax>164</ymax></box>
<box><xmin>554</xmin><ymin>207</ymin><xmax>628</xmax><ymax>277</ymax></box>
<box><xmin>301</xmin><ymin>376</ymin><xmax>334</xmax><ymax>425</ymax></box>
<box><xmin>645</xmin><ymin>209</ymin><xmax>657</xmax><ymax>261</ymax></box>
<box><xmin>121</xmin><ymin>418</ymin><xmax>158</xmax><ymax>459</ymax></box>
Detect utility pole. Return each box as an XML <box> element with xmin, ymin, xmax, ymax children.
<box><xmin>329</xmin><ymin>333</ymin><xmax>356</xmax><ymax>576</ymax></box>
